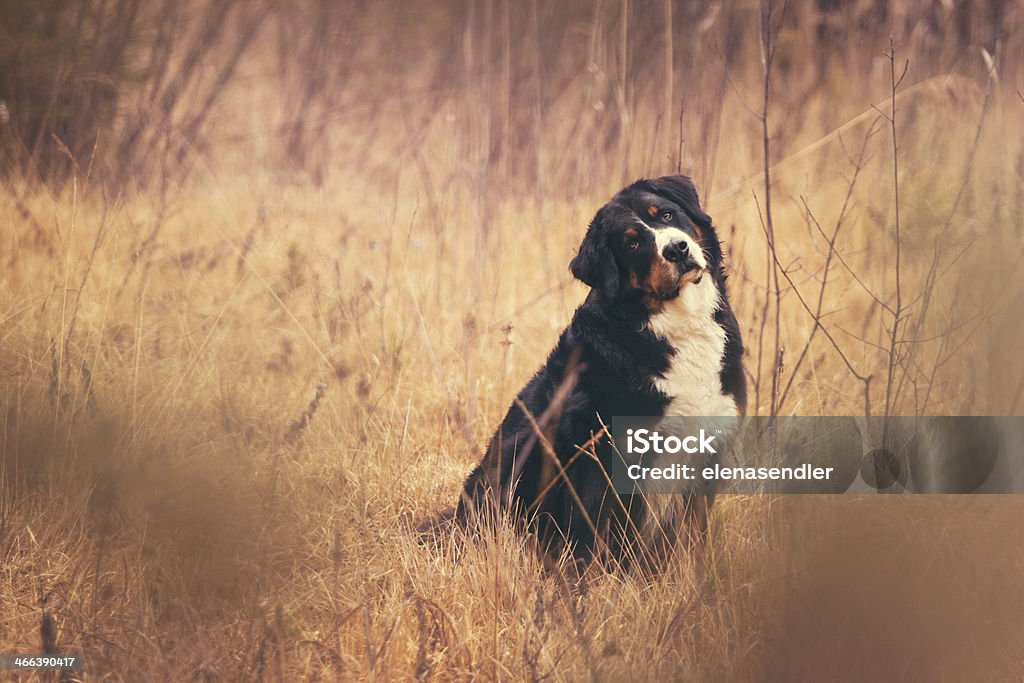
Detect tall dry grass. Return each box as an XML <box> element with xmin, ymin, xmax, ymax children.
<box><xmin>3</xmin><ymin>0</ymin><xmax>1024</xmax><ymax>679</ymax></box>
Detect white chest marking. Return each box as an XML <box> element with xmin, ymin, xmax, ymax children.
<box><xmin>646</xmin><ymin>276</ymin><xmax>737</xmax><ymax>419</ymax></box>
<box><xmin>641</xmin><ymin>275</ymin><xmax>737</xmax><ymax>542</ymax></box>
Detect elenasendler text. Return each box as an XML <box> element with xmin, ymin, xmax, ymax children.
<box><xmin>623</xmin><ymin>427</ymin><xmax>834</xmax><ymax>482</ymax></box>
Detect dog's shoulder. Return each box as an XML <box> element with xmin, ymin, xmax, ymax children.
<box><xmin>569</xmin><ymin>296</ymin><xmax>673</xmax><ymax>397</ymax></box>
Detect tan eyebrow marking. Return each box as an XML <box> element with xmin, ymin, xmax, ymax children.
<box><xmin>647</xmin><ymin>205</ymin><xmax>659</xmax><ymax>218</ymax></box>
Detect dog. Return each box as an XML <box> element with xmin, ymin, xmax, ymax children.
<box><xmin>454</xmin><ymin>175</ymin><xmax>746</xmax><ymax>569</ymax></box>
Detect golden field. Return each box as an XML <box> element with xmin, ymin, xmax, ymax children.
<box><xmin>2</xmin><ymin>1</ymin><xmax>1024</xmax><ymax>679</ymax></box>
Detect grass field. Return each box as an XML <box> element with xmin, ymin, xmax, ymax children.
<box><xmin>3</xmin><ymin>1</ymin><xmax>1024</xmax><ymax>679</ymax></box>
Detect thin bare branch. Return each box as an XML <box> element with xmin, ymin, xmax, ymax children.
<box><xmin>755</xmin><ymin>198</ymin><xmax>870</xmax><ymax>386</ymax></box>
<box><xmin>881</xmin><ymin>36</ymin><xmax>905</xmax><ymax>434</ymax></box>
<box><xmin>777</xmin><ymin>126</ymin><xmax>873</xmax><ymax>409</ymax></box>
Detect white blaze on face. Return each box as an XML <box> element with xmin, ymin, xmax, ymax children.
<box><xmin>646</xmin><ymin>226</ymin><xmax>707</xmax><ymax>269</ymax></box>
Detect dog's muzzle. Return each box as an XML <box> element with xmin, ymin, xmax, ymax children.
<box><xmin>662</xmin><ymin>239</ymin><xmax>706</xmax><ymax>289</ymax></box>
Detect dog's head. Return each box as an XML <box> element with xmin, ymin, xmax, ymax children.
<box><xmin>570</xmin><ymin>175</ymin><xmax>723</xmax><ymax>309</ymax></box>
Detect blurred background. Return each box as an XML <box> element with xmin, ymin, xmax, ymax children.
<box><xmin>2</xmin><ymin>1</ymin><xmax>1019</xmax><ymax>193</ymax></box>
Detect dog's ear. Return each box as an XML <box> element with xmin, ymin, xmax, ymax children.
<box><xmin>570</xmin><ymin>219</ymin><xmax>620</xmax><ymax>299</ymax></box>
<box><xmin>648</xmin><ymin>174</ymin><xmax>712</xmax><ymax>231</ymax></box>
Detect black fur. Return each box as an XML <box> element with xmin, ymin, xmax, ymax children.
<box><xmin>454</xmin><ymin>175</ymin><xmax>745</xmax><ymax>568</ymax></box>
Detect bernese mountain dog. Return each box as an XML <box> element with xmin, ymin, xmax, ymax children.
<box><xmin>454</xmin><ymin>174</ymin><xmax>746</xmax><ymax>570</ymax></box>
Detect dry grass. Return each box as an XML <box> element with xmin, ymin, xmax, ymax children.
<box><xmin>3</xmin><ymin>1</ymin><xmax>1024</xmax><ymax>680</ymax></box>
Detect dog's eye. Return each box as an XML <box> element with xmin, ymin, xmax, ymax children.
<box><xmin>661</xmin><ymin>211</ymin><xmax>673</xmax><ymax>221</ymax></box>
<box><xmin>626</xmin><ymin>238</ymin><xmax>639</xmax><ymax>250</ymax></box>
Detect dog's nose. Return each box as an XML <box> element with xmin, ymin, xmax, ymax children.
<box><xmin>662</xmin><ymin>240</ymin><xmax>689</xmax><ymax>263</ymax></box>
